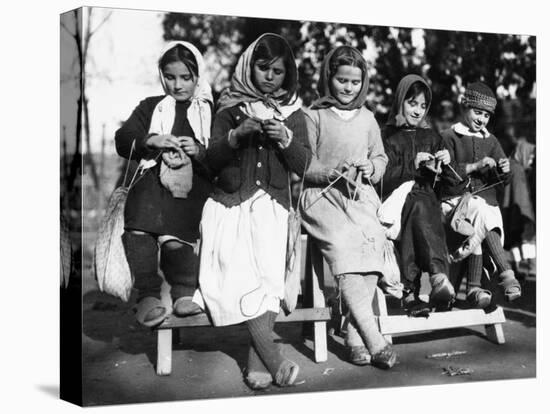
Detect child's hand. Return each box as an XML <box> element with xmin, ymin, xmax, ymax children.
<box><xmin>434</xmin><ymin>149</ymin><xmax>451</xmax><ymax>165</ymax></box>
<box><xmin>414</xmin><ymin>152</ymin><xmax>434</xmax><ymax>169</ymax></box>
<box><xmin>476</xmin><ymin>156</ymin><xmax>497</xmax><ymax>170</ymax></box>
<box><xmin>234</xmin><ymin>118</ymin><xmax>262</xmax><ymax>140</ymax></box>
<box><xmin>498</xmin><ymin>158</ymin><xmax>510</xmax><ymax>174</ymax></box>
<box><xmin>262</xmin><ymin>119</ymin><xmax>290</xmax><ymax>146</ymax></box>
<box><xmin>179</xmin><ymin>136</ymin><xmax>200</xmax><ymax>157</ymax></box>
<box><xmin>146</xmin><ymin>134</ymin><xmax>181</xmax><ymax>150</ymax></box>
<box><xmin>356</xmin><ymin>160</ymin><xmax>374</xmax><ymax>180</ymax></box>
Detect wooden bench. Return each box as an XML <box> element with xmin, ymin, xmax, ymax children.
<box><xmin>372</xmin><ymin>287</ymin><xmax>506</xmax><ymax>344</ymax></box>
<box><xmin>154</xmin><ymin>235</ymin><xmax>331</xmax><ymax>376</ymax></box>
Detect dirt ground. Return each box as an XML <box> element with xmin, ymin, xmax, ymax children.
<box><xmin>80</xmin><ymin>262</ymin><xmax>536</xmax><ymax>407</ymax></box>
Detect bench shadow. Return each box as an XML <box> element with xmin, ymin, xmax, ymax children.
<box><xmin>82</xmin><ymin>289</ymin><xmax>159</xmax><ymax>368</ymax></box>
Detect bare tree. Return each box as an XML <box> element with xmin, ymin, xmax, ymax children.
<box><xmin>61</xmin><ymin>8</ymin><xmax>112</xmax><ymax>191</ymax></box>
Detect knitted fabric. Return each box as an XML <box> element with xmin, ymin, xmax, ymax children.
<box><xmin>467</xmin><ymin>254</ymin><xmax>483</xmax><ymax>289</ymax></box>
<box><xmin>463</xmin><ymin>82</ymin><xmax>497</xmax><ymax>114</ymax></box>
<box><xmin>246</xmin><ymin>311</ymin><xmax>284</xmax><ymax>377</ymax></box>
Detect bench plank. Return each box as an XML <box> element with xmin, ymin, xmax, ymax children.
<box><xmin>377</xmin><ymin>306</ymin><xmax>506</xmax><ymax>336</ymax></box>
<box><xmin>156</xmin><ymin>307</ymin><xmax>331</xmax><ymax>330</ymax></box>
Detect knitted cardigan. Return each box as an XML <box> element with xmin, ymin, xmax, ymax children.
<box><xmin>439</xmin><ymin>128</ymin><xmax>510</xmax><ymax>206</ymax></box>
<box><xmin>206</xmin><ymin>105</ymin><xmax>312</xmax><ymax>209</ymax></box>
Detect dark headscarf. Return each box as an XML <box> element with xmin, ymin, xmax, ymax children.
<box><xmin>311</xmin><ymin>46</ymin><xmax>369</xmax><ymax>110</ymax></box>
<box><xmin>386</xmin><ymin>74</ymin><xmax>432</xmax><ymax>128</ymax></box>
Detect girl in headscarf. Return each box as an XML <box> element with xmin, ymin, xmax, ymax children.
<box><xmin>194</xmin><ymin>33</ymin><xmax>311</xmax><ymax>389</ymax></box>
<box><xmin>381</xmin><ymin>74</ymin><xmax>458</xmax><ymax>313</ymax></box>
<box><xmin>115</xmin><ymin>41</ymin><xmax>213</xmax><ymax>327</ymax></box>
<box><xmin>439</xmin><ymin>82</ymin><xmax>521</xmax><ymax>307</ymax></box>
<box><xmin>299</xmin><ymin>46</ymin><xmax>396</xmax><ymax>369</ymax></box>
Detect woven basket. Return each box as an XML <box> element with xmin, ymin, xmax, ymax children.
<box><xmin>282</xmin><ymin>207</ymin><xmax>302</xmax><ymax>314</ymax></box>
<box><xmin>94</xmin><ymin>187</ymin><xmax>133</xmax><ymax>302</ymax></box>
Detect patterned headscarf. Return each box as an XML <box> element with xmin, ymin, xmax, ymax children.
<box><xmin>311</xmin><ymin>46</ymin><xmax>369</xmax><ymax>110</ymax></box>
<box><xmin>216</xmin><ymin>33</ymin><xmax>298</xmax><ymax>115</ymax></box>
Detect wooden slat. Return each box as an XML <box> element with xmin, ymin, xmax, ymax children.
<box><xmin>156</xmin><ymin>307</ymin><xmax>331</xmax><ymax>330</ymax></box>
<box><xmin>377</xmin><ymin>307</ymin><xmax>506</xmax><ymax>335</ymax></box>
<box><xmin>310</xmin><ymin>243</ymin><xmax>328</xmax><ymax>362</ymax></box>
<box><xmin>278</xmin><ymin>307</ymin><xmax>331</xmax><ymax>323</ymax></box>
<box><xmin>156</xmin><ymin>329</ymin><xmax>172</xmax><ymax>376</ymax></box>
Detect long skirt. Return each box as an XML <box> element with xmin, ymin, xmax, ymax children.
<box><xmin>398</xmin><ymin>186</ymin><xmax>449</xmax><ymax>290</ymax></box>
<box><xmin>193</xmin><ymin>190</ymin><xmax>288</xmax><ymax>326</ymax></box>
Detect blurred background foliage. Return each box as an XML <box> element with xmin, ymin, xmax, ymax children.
<box><xmin>162</xmin><ymin>12</ymin><xmax>536</xmax><ymax>140</ymax></box>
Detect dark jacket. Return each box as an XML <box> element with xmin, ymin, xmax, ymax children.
<box><xmin>114</xmin><ymin>96</ymin><xmax>213</xmax><ymax>241</ymax></box>
<box><xmin>439</xmin><ymin>128</ymin><xmax>510</xmax><ymax>206</ymax></box>
<box><xmin>206</xmin><ymin>105</ymin><xmax>312</xmax><ymax>209</ymax></box>
<box><xmin>381</xmin><ymin>125</ymin><xmax>457</xmax><ymax>200</ymax></box>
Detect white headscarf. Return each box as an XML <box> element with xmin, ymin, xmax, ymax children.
<box><xmin>149</xmin><ymin>40</ymin><xmax>213</xmax><ymax>148</ymax></box>
<box><xmin>146</xmin><ymin>41</ymin><xmax>213</xmax><ymax>198</ymax></box>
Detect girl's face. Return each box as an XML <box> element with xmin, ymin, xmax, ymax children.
<box><xmin>162</xmin><ymin>61</ymin><xmax>197</xmax><ymax>101</ymax></box>
<box><xmin>402</xmin><ymin>92</ymin><xmax>427</xmax><ymax>127</ymax></box>
<box><xmin>252</xmin><ymin>57</ymin><xmax>286</xmax><ymax>94</ymax></box>
<box><xmin>463</xmin><ymin>107</ymin><xmax>491</xmax><ymax>133</ymax></box>
<box><xmin>330</xmin><ymin>65</ymin><xmax>362</xmax><ymax>105</ymax></box>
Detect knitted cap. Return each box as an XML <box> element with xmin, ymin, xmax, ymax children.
<box><xmin>463</xmin><ymin>82</ymin><xmax>497</xmax><ymax>114</ymax></box>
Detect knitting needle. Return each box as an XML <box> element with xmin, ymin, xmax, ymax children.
<box><xmin>303</xmin><ymin>170</ymin><xmax>345</xmax><ymax>211</ymax></box>
<box><xmin>445</xmin><ymin>163</ymin><xmax>464</xmax><ymax>182</ymax></box>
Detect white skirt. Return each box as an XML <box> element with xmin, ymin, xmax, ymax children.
<box><xmin>193</xmin><ymin>190</ymin><xmax>288</xmax><ymax>326</ymax></box>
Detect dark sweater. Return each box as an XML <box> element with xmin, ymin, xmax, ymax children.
<box><xmin>381</xmin><ymin>125</ymin><xmax>458</xmax><ymax>200</ymax></box>
<box><xmin>439</xmin><ymin>128</ymin><xmax>510</xmax><ymax>206</ymax></box>
<box><xmin>206</xmin><ymin>105</ymin><xmax>312</xmax><ymax>209</ymax></box>
<box><xmin>114</xmin><ymin>96</ymin><xmax>213</xmax><ymax>241</ymax></box>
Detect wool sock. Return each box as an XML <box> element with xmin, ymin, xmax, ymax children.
<box><xmin>345</xmin><ymin>317</ymin><xmax>364</xmax><ymax>347</ymax></box>
<box><xmin>247</xmin><ymin>344</ymin><xmax>270</xmax><ymax>375</ymax></box>
<box><xmin>467</xmin><ymin>254</ymin><xmax>483</xmax><ymax>289</ymax></box>
<box><xmin>122</xmin><ymin>231</ymin><xmax>161</xmax><ymax>301</ymax></box>
<box><xmin>339</xmin><ymin>274</ymin><xmax>387</xmax><ymax>355</ymax></box>
<box><xmin>483</xmin><ymin>230</ymin><xmax>511</xmax><ymax>274</ymax></box>
<box><xmin>246</xmin><ymin>311</ymin><xmax>284</xmax><ymax>378</ymax></box>
<box><xmin>159</xmin><ymin>241</ymin><xmax>198</xmax><ymax>300</ymax></box>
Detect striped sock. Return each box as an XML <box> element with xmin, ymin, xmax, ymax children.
<box><xmin>467</xmin><ymin>254</ymin><xmax>483</xmax><ymax>289</ymax></box>
<box><xmin>484</xmin><ymin>230</ymin><xmax>511</xmax><ymax>274</ymax></box>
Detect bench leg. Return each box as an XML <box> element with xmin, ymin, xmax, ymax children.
<box><xmin>156</xmin><ymin>329</ymin><xmax>172</xmax><ymax>376</ymax></box>
<box><xmin>485</xmin><ymin>323</ymin><xmax>505</xmax><ymax>344</ymax></box>
<box><xmin>309</xmin><ymin>243</ymin><xmax>328</xmax><ymax>363</ymax></box>
<box><xmin>373</xmin><ymin>287</ymin><xmax>392</xmax><ymax>344</ymax></box>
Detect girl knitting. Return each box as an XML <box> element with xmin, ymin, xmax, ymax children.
<box><xmin>439</xmin><ymin>82</ymin><xmax>521</xmax><ymax>308</ymax></box>
<box><xmin>381</xmin><ymin>74</ymin><xmax>457</xmax><ymax>313</ymax></box>
<box><xmin>194</xmin><ymin>34</ymin><xmax>311</xmax><ymax>389</ymax></box>
<box><xmin>299</xmin><ymin>46</ymin><xmax>397</xmax><ymax>368</ymax></box>
<box><xmin>115</xmin><ymin>41</ymin><xmax>213</xmax><ymax>327</ymax></box>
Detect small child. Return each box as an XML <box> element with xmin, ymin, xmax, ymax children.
<box><xmin>440</xmin><ymin>82</ymin><xmax>521</xmax><ymax>307</ymax></box>
<box><xmin>196</xmin><ymin>34</ymin><xmax>311</xmax><ymax>390</ymax></box>
<box><xmin>114</xmin><ymin>41</ymin><xmax>213</xmax><ymax>327</ymax></box>
<box><xmin>381</xmin><ymin>74</ymin><xmax>457</xmax><ymax>313</ymax></box>
<box><xmin>299</xmin><ymin>46</ymin><xmax>397</xmax><ymax>368</ymax></box>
